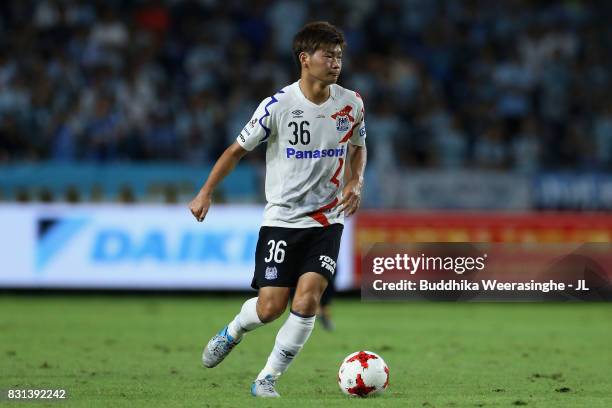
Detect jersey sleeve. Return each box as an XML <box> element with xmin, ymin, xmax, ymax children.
<box><xmin>236</xmin><ymin>97</ymin><xmax>277</xmax><ymax>151</ymax></box>
<box><xmin>349</xmin><ymin>93</ymin><xmax>366</xmax><ymax>146</ymax></box>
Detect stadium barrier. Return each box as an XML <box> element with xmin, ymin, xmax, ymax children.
<box><xmin>3</xmin><ymin>204</ymin><xmax>611</xmax><ymax>291</ymax></box>
<box><xmin>0</xmin><ymin>163</ymin><xmax>259</xmax><ymax>203</ymax></box>
<box><xmin>533</xmin><ymin>173</ymin><xmax>612</xmax><ymax>210</ymax></box>
<box><xmin>0</xmin><ymin>204</ymin><xmax>353</xmax><ymax>290</ymax></box>
<box><xmin>4</xmin><ymin>165</ymin><xmax>612</xmax><ymax>211</ymax></box>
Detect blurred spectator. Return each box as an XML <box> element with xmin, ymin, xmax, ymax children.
<box><xmin>435</xmin><ymin>113</ymin><xmax>468</xmax><ymax>169</ymax></box>
<box><xmin>474</xmin><ymin>123</ymin><xmax>509</xmax><ymax>169</ymax></box>
<box><xmin>511</xmin><ymin>116</ymin><xmax>541</xmax><ymax>174</ymax></box>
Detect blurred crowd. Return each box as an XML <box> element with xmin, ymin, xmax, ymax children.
<box><xmin>1</xmin><ymin>0</ymin><xmax>611</xmax><ymax>173</ymax></box>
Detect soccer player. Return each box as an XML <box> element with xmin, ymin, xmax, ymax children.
<box><xmin>189</xmin><ymin>21</ymin><xmax>367</xmax><ymax>397</ymax></box>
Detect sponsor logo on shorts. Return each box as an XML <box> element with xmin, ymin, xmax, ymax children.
<box><xmin>265</xmin><ymin>266</ymin><xmax>278</xmax><ymax>280</ymax></box>
<box><xmin>319</xmin><ymin>255</ymin><xmax>336</xmax><ymax>275</ymax></box>
<box><xmin>359</xmin><ymin>127</ymin><xmax>366</xmax><ymax>137</ymax></box>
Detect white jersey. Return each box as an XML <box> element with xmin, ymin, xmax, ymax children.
<box><xmin>237</xmin><ymin>81</ymin><xmax>366</xmax><ymax>228</ymax></box>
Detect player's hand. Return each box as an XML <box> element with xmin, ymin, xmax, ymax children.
<box><xmin>189</xmin><ymin>191</ymin><xmax>212</xmax><ymax>222</ymax></box>
<box><xmin>337</xmin><ymin>179</ymin><xmax>362</xmax><ymax>217</ymax></box>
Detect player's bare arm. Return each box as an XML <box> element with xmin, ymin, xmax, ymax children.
<box><xmin>339</xmin><ymin>143</ymin><xmax>367</xmax><ymax>216</ymax></box>
<box><xmin>189</xmin><ymin>142</ymin><xmax>248</xmax><ymax>222</ymax></box>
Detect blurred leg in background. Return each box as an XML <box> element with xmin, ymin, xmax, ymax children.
<box><xmin>317</xmin><ymin>272</ymin><xmax>336</xmax><ymax>332</ymax></box>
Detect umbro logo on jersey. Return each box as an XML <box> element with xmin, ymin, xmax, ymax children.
<box><xmin>291</xmin><ymin>109</ymin><xmax>304</xmax><ymax>118</ymax></box>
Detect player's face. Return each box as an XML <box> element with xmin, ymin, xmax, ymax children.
<box><xmin>303</xmin><ymin>44</ymin><xmax>343</xmax><ymax>84</ymax></box>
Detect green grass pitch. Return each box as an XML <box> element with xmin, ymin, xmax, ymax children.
<box><xmin>1</xmin><ymin>295</ymin><xmax>611</xmax><ymax>407</ymax></box>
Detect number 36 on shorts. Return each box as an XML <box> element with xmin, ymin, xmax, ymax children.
<box><xmin>264</xmin><ymin>240</ymin><xmax>287</xmax><ymax>263</ymax></box>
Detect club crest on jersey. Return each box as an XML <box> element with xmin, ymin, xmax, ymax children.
<box><xmin>265</xmin><ymin>266</ymin><xmax>278</xmax><ymax>280</ymax></box>
<box><xmin>331</xmin><ymin>105</ymin><xmax>355</xmax><ymax>132</ymax></box>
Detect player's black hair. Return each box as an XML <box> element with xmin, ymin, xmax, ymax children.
<box><xmin>292</xmin><ymin>21</ymin><xmax>346</xmax><ymax>70</ymax></box>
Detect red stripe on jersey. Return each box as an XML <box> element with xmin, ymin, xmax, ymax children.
<box><xmin>339</xmin><ymin>125</ymin><xmax>356</xmax><ymax>143</ymax></box>
<box><xmin>331</xmin><ymin>105</ymin><xmax>355</xmax><ymax>122</ymax></box>
<box><xmin>330</xmin><ymin>158</ymin><xmax>344</xmax><ymax>187</ymax></box>
<box><xmin>307</xmin><ymin>198</ymin><xmax>339</xmax><ymax>226</ymax></box>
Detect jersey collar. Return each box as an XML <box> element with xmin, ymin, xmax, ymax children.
<box><xmin>294</xmin><ymin>81</ymin><xmax>335</xmax><ymax>109</ymax></box>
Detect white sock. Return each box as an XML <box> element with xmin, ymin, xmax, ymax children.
<box><xmin>227</xmin><ymin>297</ymin><xmax>264</xmax><ymax>340</ymax></box>
<box><xmin>256</xmin><ymin>311</ymin><xmax>316</xmax><ymax>380</ymax></box>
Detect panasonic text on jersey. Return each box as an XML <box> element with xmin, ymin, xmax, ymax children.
<box><xmin>286</xmin><ymin>147</ymin><xmax>345</xmax><ymax>159</ymax></box>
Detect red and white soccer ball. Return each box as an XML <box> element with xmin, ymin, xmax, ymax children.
<box><xmin>338</xmin><ymin>350</ymin><xmax>389</xmax><ymax>397</ymax></box>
